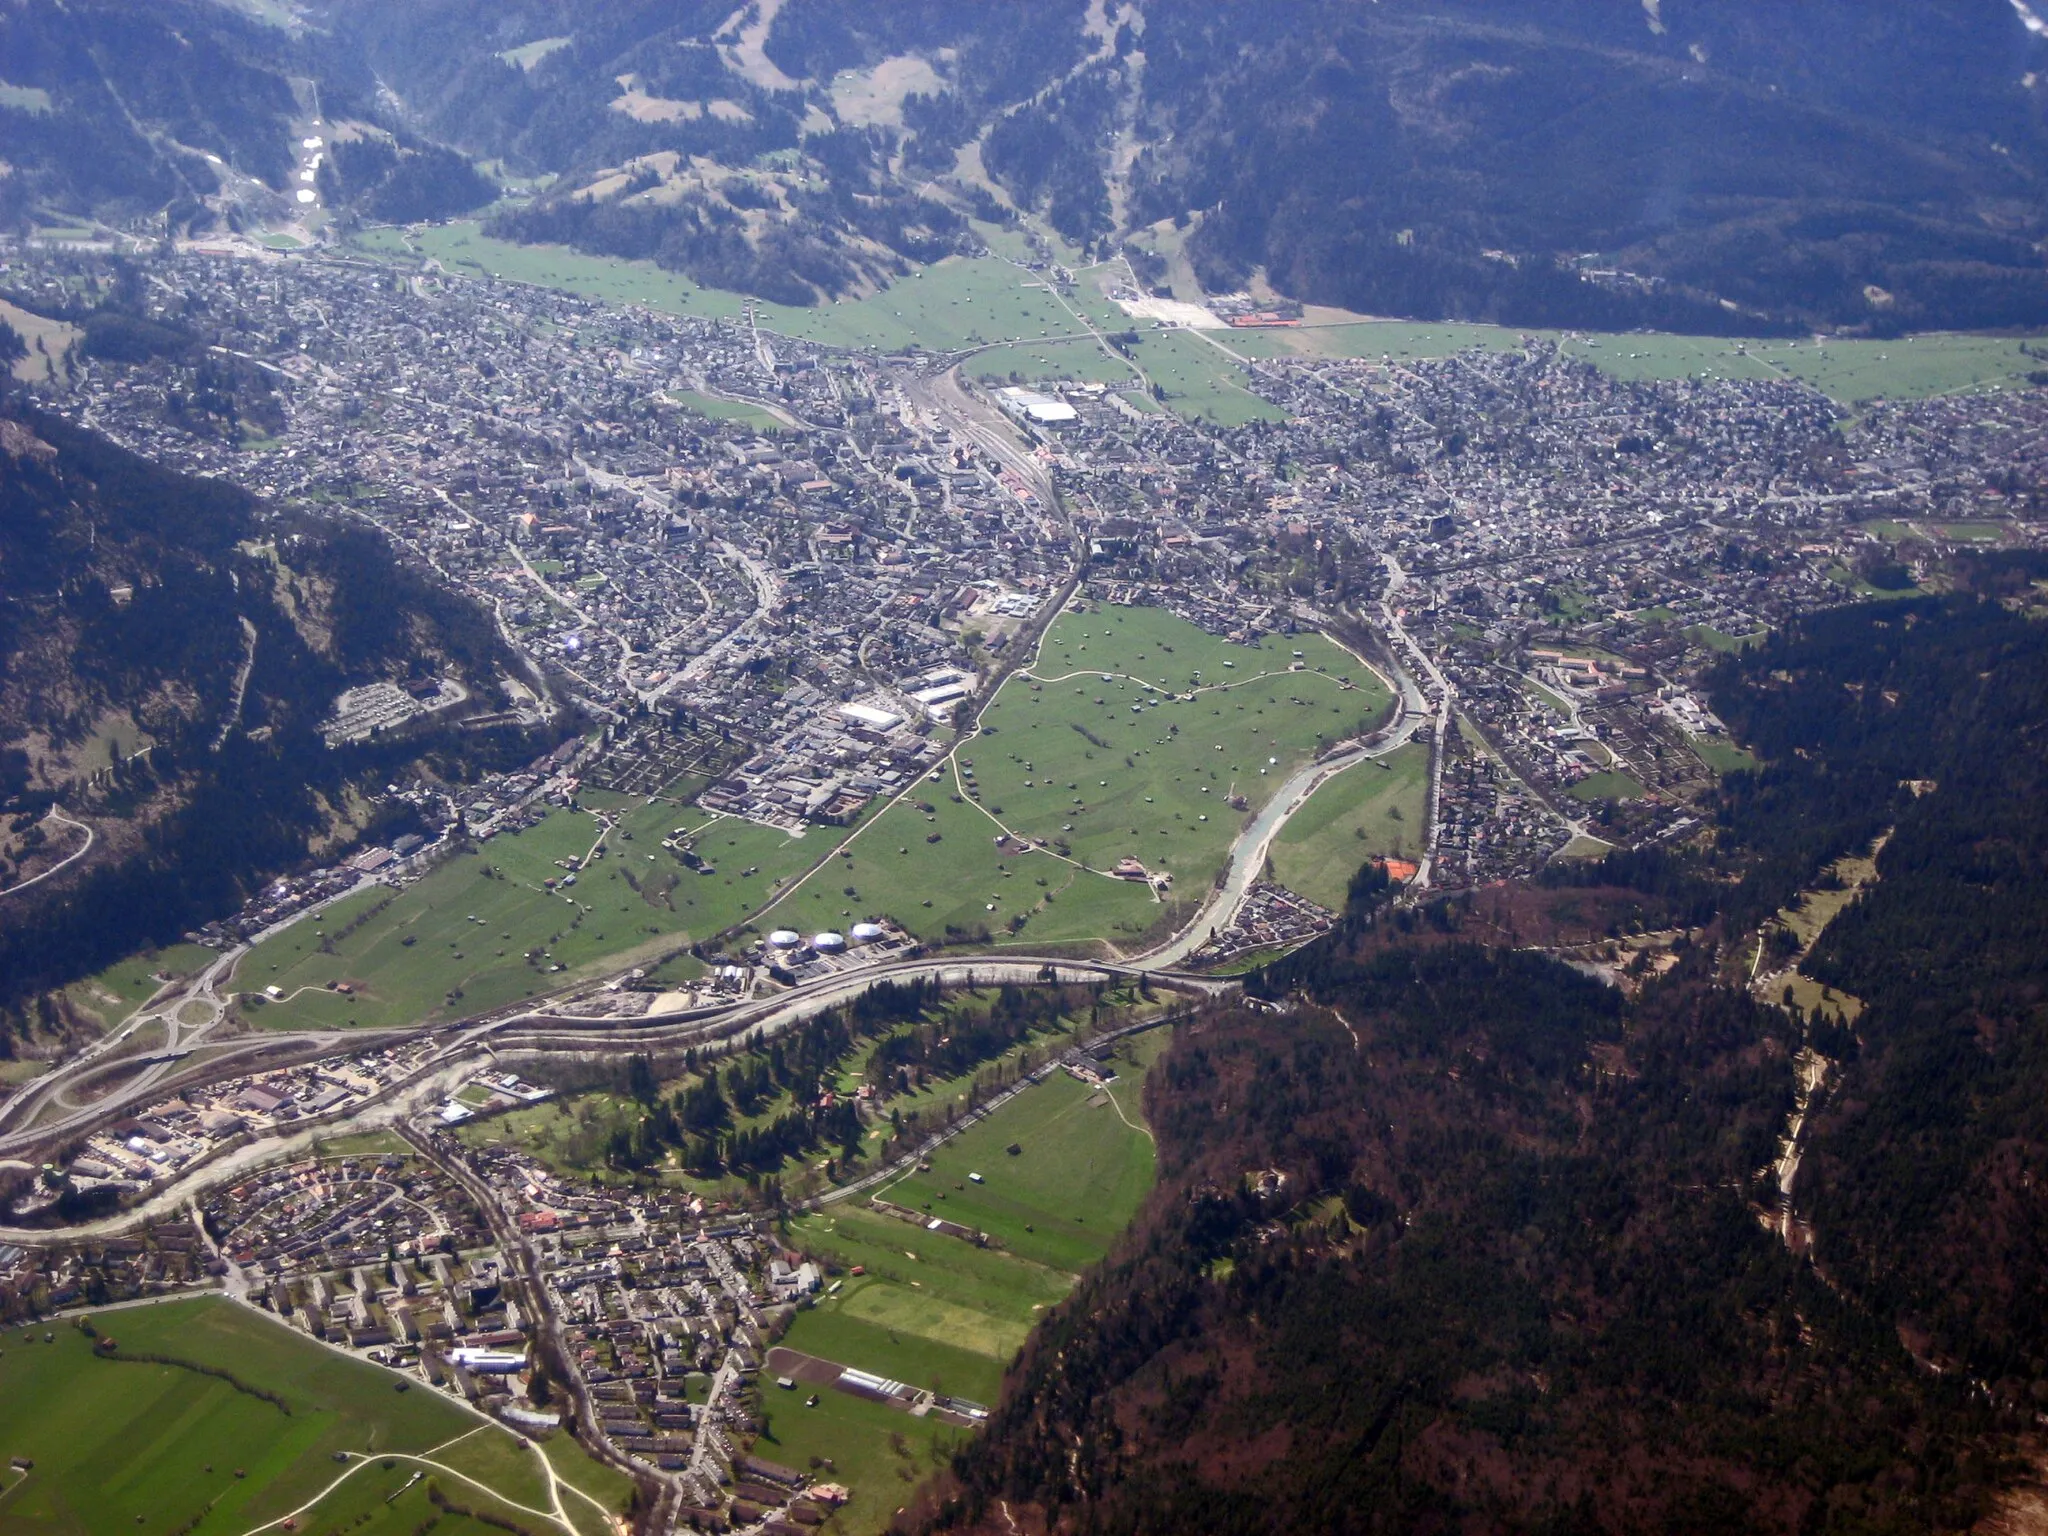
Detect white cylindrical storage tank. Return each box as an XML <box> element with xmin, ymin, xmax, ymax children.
<box><xmin>767</xmin><ymin>929</ymin><xmax>803</xmax><ymax>949</ymax></box>
<box><xmin>849</xmin><ymin>922</ymin><xmax>885</xmax><ymax>943</ymax></box>
<box><xmin>812</xmin><ymin>931</ymin><xmax>847</xmax><ymax>953</ymax></box>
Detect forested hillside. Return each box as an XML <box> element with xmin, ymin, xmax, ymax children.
<box><xmin>14</xmin><ymin>0</ymin><xmax>2040</xmax><ymax>329</ymax></box>
<box><xmin>926</xmin><ymin>597</ymin><xmax>2048</xmax><ymax>1536</ymax></box>
<box><xmin>1122</xmin><ymin>0</ymin><xmax>2048</xmax><ymax>332</ymax></box>
<box><xmin>0</xmin><ymin>404</ymin><xmax>549</xmax><ymax>1025</ymax></box>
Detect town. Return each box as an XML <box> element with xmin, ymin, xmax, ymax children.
<box><xmin>2</xmin><ymin>228</ymin><xmax>2046</xmax><ymax>1534</ymax></box>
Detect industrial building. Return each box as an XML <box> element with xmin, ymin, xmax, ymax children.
<box><xmin>996</xmin><ymin>386</ymin><xmax>1079</xmax><ymax>426</ymax></box>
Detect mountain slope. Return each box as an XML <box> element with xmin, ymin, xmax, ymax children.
<box><xmin>1121</xmin><ymin>0</ymin><xmax>2048</xmax><ymax>332</ymax></box>
<box><xmin>16</xmin><ymin>1</ymin><xmax>2041</xmax><ymax>328</ymax></box>
<box><xmin>0</xmin><ymin>404</ymin><xmax>543</xmax><ymax>1024</ymax></box>
<box><xmin>0</xmin><ymin>0</ymin><xmax>496</xmax><ymax>234</ymax></box>
<box><xmin>928</xmin><ymin>597</ymin><xmax>2048</xmax><ymax>1536</ymax></box>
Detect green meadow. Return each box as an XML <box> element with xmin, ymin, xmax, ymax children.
<box><xmin>762</xmin><ymin>607</ymin><xmax>1391</xmax><ymax>953</ymax></box>
<box><xmin>783</xmin><ymin>1028</ymin><xmax>1166</xmax><ymax>1419</ymax></box>
<box><xmin>0</xmin><ymin>1297</ymin><xmax>629</xmax><ymax>1536</ymax></box>
<box><xmin>1268</xmin><ymin>741</ymin><xmax>1431</xmax><ymax>908</ymax></box>
<box><xmin>237</xmin><ymin>797</ymin><xmax>832</xmax><ymax>1028</ymax></box>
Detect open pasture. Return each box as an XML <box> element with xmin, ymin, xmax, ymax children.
<box><xmin>1269</xmin><ymin>741</ymin><xmax>1430</xmax><ymax>909</ymax></box>
<box><xmin>772</xmin><ymin>608</ymin><xmax>1388</xmax><ymax>951</ymax></box>
<box><xmin>1127</xmin><ymin>329</ymin><xmax>1286</xmax><ymax>424</ymax></box>
<box><xmin>883</xmin><ymin>1030</ymin><xmax>1165</xmax><ymax>1272</ymax></box>
<box><xmin>1211</xmin><ymin>319</ymin><xmax>2043</xmax><ymax>406</ymax></box>
<box><xmin>748</xmin><ymin>1384</ymin><xmax>961</xmax><ymax>1536</ymax></box>
<box><xmin>0</xmin><ymin>1297</ymin><xmax>627</xmax><ymax>1536</ymax></box>
<box><xmin>239</xmin><ymin>799</ymin><xmax>827</xmax><ymax>1028</ymax></box>
<box><xmin>784</xmin><ymin>1028</ymin><xmax>1164</xmax><ymax>1416</ymax></box>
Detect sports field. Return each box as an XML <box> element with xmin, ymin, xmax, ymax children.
<box><xmin>762</xmin><ymin>607</ymin><xmax>1391</xmax><ymax>952</ymax></box>
<box><xmin>784</xmin><ymin>1028</ymin><xmax>1165</xmax><ymax>1417</ymax></box>
<box><xmin>1269</xmin><ymin>741</ymin><xmax>1430</xmax><ymax>909</ymax></box>
<box><xmin>665</xmin><ymin>388</ymin><xmax>787</xmax><ymax>430</ymax></box>
<box><xmin>1568</xmin><ymin>770</ymin><xmax>1649</xmax><ymax>802</ymax></box>
<box><xmin>238</xmin><ymin>798</ymin><xmax>832</xmax><ymax>1028</ymax></box>
<box><xmin>0</xmin><ymin>1296</ymin><xmax>629</xmax><ymax>1536</ymax></box>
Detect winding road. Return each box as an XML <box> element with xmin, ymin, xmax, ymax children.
<box><xmin>0</xmin><ymin>806</ymin><xmax>95</xmax><ymax>900</ymax></box>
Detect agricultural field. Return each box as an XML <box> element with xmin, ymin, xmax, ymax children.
<box><xmin>1268</xmin><ymin>742</ymin><xmax>1430</xmax><ymax>909</ymax></box>
<box><xmin>783</xmin><ymin>1028</ymin><xmax>1166</xmax><ymax>1417</ymax></box>
<box><xmin>237</xmin><ymin>798</ymin><xmax>830</xmax><ymax>1029</ymax></box>
<box><xmin>762</xmin><ymin>607</ymin><xmax>1391</xmax><ymax>952</ymax></box>
<box><xmin>1127</xmin><ymin>329</ymin><xmax>1286</xmax><ymax>424</ymax></box>
<box><xmin>0</xmin><ymin>1296</ymin><xmax>630</xmax><ymax>1536</ymax></box>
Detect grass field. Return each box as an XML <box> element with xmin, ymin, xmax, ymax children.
<box><xmin>0</xmin><ymin>296</ymin><xmax>79</xmax><ymax>384</ymax></box>
<box><xmin>965</xmin><ymin>337</ymin><xmax>1136</xmax><ymax>387</ymax></box>
<box><xmin>354</xmin><ymin>221</ymin><xmax>2043</xmax><ymax>411</ymax></box>
<box><xmin>1689</xmin><ymin>624</ymin><xmax>1768</xmax><ymax>654</ymax></box>
<box><xmin>466</xmin><ymin>992</ymin><xmax>1095</xmax><ymax>1195</ymax></box>
<box><xmin>1218</xmin><ymin>319</ymin><xmax>1545</xmax><ymax>364</ymax></box>
<box><xmin>0</xmin><ymin>1297</ymin><xmax>629</xmax><ymax>1536</ymax></box>
<box><xmin>1567</xmin><ymin>770</ymin><xmax>1648</xmax><ymax>802</ymax></box>
<box><xmin>63</xmin><ymin>943</ymin><xmax>217</xmax><ymax>1031</ymax></box>
<box><xmin>882</xmin><ymin>1039</ymin><xmax>1161</xmax><ymax>1271</ymax></box>
<box><xmin>665</xmin><ymin>389</ymin><xmax>788</xmax><ymax>430</ymax></box>
<box><xmin>1208</xmin><ymin>321</ymin><xmax>2045</xmax><ymax>406</ymax></box>
<box><xmin>1268</xmin><ymin>742</ymin><xmax>1430</xmax><ymax>908</ymax></box>
<box><xmin>784</xmin><ymin>1028</ymin><xmax>1165</xmax><ymax>1422</ymax></box>
<box><xmin>750</xmin><ymin>1385</ymin><xmax>961</xmax><ymax>1536</ymax></box>
<box><xmin>761</xmin><ymin>608</ymin><xmax>1390</xmax><ymax>952</ymax></box>
<box><xmin>1690</xmin><ymin>736</ymin><xmax>1760</xmax><ymax>776</ymax></box>
<box><xmin>238</xmin><ymin>799</ymin><xmax>832</xmax><ymax>1028</ymax></box>
<box><xmin>1931</xmin><ymin>520</ymin><xmax>2010</xmax><ymax>542</ymax></box>
<box><xmin>366</xmin><ymin>223</ymin><xmax>1101</xmax><ymax>355</ymax></box>
<box><xmin>1128</xmin><ymin>329</ymin><xmax>1286</xmax><ymax>424</ymax></box>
